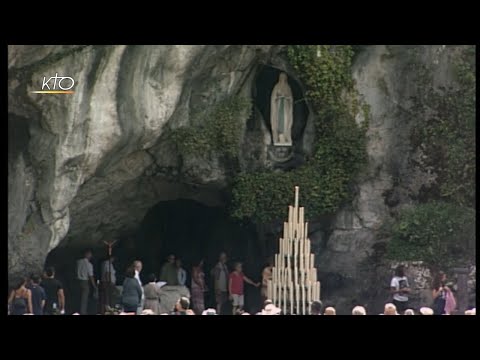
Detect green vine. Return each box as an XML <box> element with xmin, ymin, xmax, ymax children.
<box><xmin>410</xmin><ymin>45</ymin><xmax>475</xmax><ymax>207</ymax></box>
<box><xmin>386</xmin><ymin>202</ymin><xmax>475</xmax><ymax>267</ymax></box>
<box><xmin>172</xmin><ymin>96</ymin><xmax>251</xmax><ymax>159</ymax></box>
<box><xmin>386</xmin><ymin>45</ymin><xmax>476</xmax><ymax>267</ymax></box>
<box><xmin>231</xmin><ymin>45</ymin><xmax>369</xmax><ymax>223</ymax></box>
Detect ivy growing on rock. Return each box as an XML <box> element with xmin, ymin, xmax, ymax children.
<box><xmin>231</xmin><ymin>45</ymin><xmax>369</xmax><ymax>223</ymax></box>
<box><xmin>410</xmin><ymin>45</ymin><xmax>475</xmax><ymax>207</ymax></box>
<box><xmin>171</xmin><ymin>96</ymin><xmax>251</xmax><ymax>159</ymax></box>
<box><xmin>386</xmin><ymin>45</ymin><xmax>476</xmax><ymax>267</ymax></box>
<box><xmin>387</xmin><ymin>202</ymin><xmax>475</xmax><ymax>267</ymax></box>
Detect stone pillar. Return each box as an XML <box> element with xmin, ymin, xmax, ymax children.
<box><xmin>453</xmin><ymin>267</ymin><xmax>469</xmax><ymax>315</ymax></box>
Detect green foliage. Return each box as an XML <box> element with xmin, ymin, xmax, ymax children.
<box><xmin>386</xmin><ymin>202</ymin><xmax>475</xmax><ymax>267</ymax></box>
<box><xmin>231</xmin><ymin>45</ymin><xmax>369</xmax><ymax>223</ymax></box>
<box><xmin>410</xmin><ymin>45</ymin><xmax>476</xmax><ymax>207</ymax></box>
<box><xmin>172</xmin><ymin>96</ymin><xmax>251</xmax><ymax>158</ymax></box>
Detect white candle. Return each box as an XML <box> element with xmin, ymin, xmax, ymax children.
<box><xmin>294</xmin><ymin>186</ymin><xmax>299</xmax><ymax>209</ymax></box>
<box><xmin>301</xmin><ymin>283</ymin><xmax>306</xmax><ymax>315</ymax></box>
<box><xmin>290</xmin><ymin>282</ymin><xmax>294</xmax><ymax>315</ymax></box>
<box><xmin>296</xmin><ymin>284</ymin><xmax>300</xmax><ymax>315</ymax></box>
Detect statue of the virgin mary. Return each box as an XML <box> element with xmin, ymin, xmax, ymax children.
<box><xmin>270</xmin><ymin>72</ymin><xmax>293</xmax><ymax>146</ymax></box>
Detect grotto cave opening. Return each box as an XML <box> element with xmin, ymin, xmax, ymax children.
<box><xmin>45</xmin><ymin>199</ymin><xmax>266</xmax><ymax>314</ymax></box>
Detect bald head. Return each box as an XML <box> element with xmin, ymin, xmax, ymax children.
<box><xmin>324</xmin><ymin>307</ymin><xmax>336</xmax><ymax>315</ymax></box>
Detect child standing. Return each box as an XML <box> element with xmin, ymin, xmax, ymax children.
<box><xmin>229</xmin><ymin>262</ymin><xmax>259</xmax><ymax>315</ymax></box>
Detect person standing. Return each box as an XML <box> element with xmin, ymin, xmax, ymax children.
<box><xmin>176</xmin><ymin>258</ymin><xmax>187</xmax><ymax>286</ymax></box>
<box><xmin>76</xmin><ymin>249</ymin><xmax>97</xmax><ymax>315</ymax></box>
<box><xmin>261</xmin><ymin>258</ymin><xmax>273</xmax><ymax>303</ymax></box>
<box><xmin>27</xmin><ymin>274</ymin><xmax>46</xmax><ymax>315</ymax></box>
<box><xmin>42</xmin><ymin>267</ymin><xmax>65</xmax><ymax>315</ymax></box>
<box><xmin>229</xmin><ymin>262</ymin><xmax>260</xmax><ymax>315</ymax></box>
<box><xmin>133</xmin><ymin>260</ymin><xmax>144</xmax><ymax>315</ymax></box>
<box><xmin>213</xmin><ymin>252</ymin><xmax>229</xmax><ymax>314</ymax></box>
<box><xmin>432</xmin><ymin>271</ymin><xmax>454</xmax><ymax>315</ymax></box>
<box><xmin>8</xmin><ymin>278</ymin><xmax>32</xmax><ymax>315</ymax></box>
<box><xmin>101</xmin><ymin>255</ymin><xmax>118</xmax><ymax>308</ymax></box>
<box><xmin>160</xmin><ymin>254</ymin><xmax>179</xmax><ymax>285</ymax></box>
<box><xmin>191</xmin><ymin>259</ymin><xmax>207</xmax><ymax>315</ymax></box>
<box><xmin>390</xmin><ymin>265</ymin><xmax>410</xmax><ymax>314</ymax></box>
<box><xmin>121</xmin><ymin>266</ymin><xmax>143</xmax><ymax>313</ymax></box>
<box><xmin>143</xmin><ymin>273</ymin><xmax>162</xmax><ymax>314</ymax></box>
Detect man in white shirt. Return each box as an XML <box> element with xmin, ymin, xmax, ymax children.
<box><xmin>101</xmin><ymin>255</ymin><xmax>117</xmax><ymax>308</ymax></box>
<box><xmin>76</xmin><ymin>249</ymin><xmax>97</xmax><ymax>315</ymax></box>
<box><xmin>390</xmin><ymin>265</ymin><xmax>411</xmax><ymax>314</ymax></box>
<box><xmin>133</xmin><ymin>260</ymin><xmax>144</xmax><ymax>314</ymax></box>
<box><xmin>213</xmin><ymin>252</ymin><xmax>229</xmax><ymax>314</ymax></box>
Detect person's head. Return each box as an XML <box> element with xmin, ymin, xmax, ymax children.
<box><xmin>125</xmin><ymin>266</ymin><xmax>136</xmax><ymax>278</ymax></box>
<box><xmin>202</xmin><ymin>308</ymin><xmax>217</xmax><ymax>315</ymax></box>
<box><xmin>176</xmin><ymin>297</ymin><xmax>190</xmax><ymax>311</ymax></box>
<box><xmin>219</xmin><ymin>252</ymin><xmax>227</xmax><ymax>263</ymax></box>
<box><xmin>352</xmin><ymin>306</ymin><xmax>366</xmax><ymax>315</ymax></box>
<box><xmin>433</xmin><ymin>271</ymin><xmax>446</xmax><ymax>288</ymax></box>
<box><xmin>264</xmin><ymin>299</ymin><xmax>273</xmax><ymax>309</ymax></box>
<box><xmin>404</xmin><ymin>309</ymin><xmax>415</xmax><ymax>315</ymax></box>
<box><xmin>419</xmin><ymin>307</ymin><xmax>434</xmax><ymax>315</ymax></box>
<box><xmin>30</xmin><ymin>274</ymin><xmax>41</xmax><ymax>285</ymax></box>
<box><xmin>324</xmin><ymin>307</ymin><xmax>336</xmax><ymax>315</ymax></box>
<box><xmin>234</xmin><ymin>262</ymin><xmax>242</xmax><ymax>272</ymax></box>
<box><xmin>279</xmin><ymin>72</ymin><xmax>288</xmax><ymax>84</ymax></box>
<box><xmin>384</xmin><ymin>303</ymin><xmax>398</xmax><ymax>315</ymax></box>
<box><xmin>45</xmin><ymin>266</ymin><xmax>55</xmax><ymax>278</ymax></box>
<box><xmin>262</xmin><ymin>304</ymin><xmax>282</xmax><ymax>315</ymax></box>
<box><xmin>465</xmin><ymin>308</ymin><xmax>476</xmax><ymax>315</ymax></box>
<box><xmin>84</xmin><ymin>248</ymin><xmax>93</xmax><ymax>260</ymax></box>
<box><xmin>395</xmin><ymin>265</ymin><xmax>405</xmax><ymax>277</ymax></box>
<box><xmin>133</xmin><ymin>260</ymin><xmax>142</xmax><ymax>273</ymax></box>
<box><xmin>147</xmin><ymin>273</ymin><xmax>156</xmax><ymax>283</ymax></box>
<box><xmin>14</xmin><ymin>278</ymin><xmax>27</xmax><ymax>290</ymax></box>
<box><xmin>175</xmin><ymin>258</ymin><xmax>182</xmax><ymax>268</ymax></box>
<box><xmin>167</xmin><ymin>254</ymin><xmax>175</xmax><ymax>264</ymax></box>
<box><xmin>310</xmin><ymin>300</ymin><xmax>323</xmax><ymax>315</ymax></box>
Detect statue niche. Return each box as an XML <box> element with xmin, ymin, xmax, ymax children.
<box><xmin>270</xmin><ymin>72</ymin><xmax>293</xmax><ymax>146</ymax></box>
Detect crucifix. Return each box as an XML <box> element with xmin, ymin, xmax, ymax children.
<box><xmin>103</xmin><ymin>240</ymin><xmax>118</xmax><ymax>311</ymax></box>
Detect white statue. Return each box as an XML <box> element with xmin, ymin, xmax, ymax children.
<box><xmin>270</xmin><ymin>72</ymin><xmax>293</xmax><ymax>146</ymax></box>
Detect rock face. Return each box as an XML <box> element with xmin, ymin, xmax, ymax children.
<box><xmin>8</xmin><ymin>45</ymin><xmax>281</xmax><ymax>279</ymax></box>
<box><xmin>8</xmin><ymin>46</ymin><xmax>473</xmax><ymax>313</ymax></box>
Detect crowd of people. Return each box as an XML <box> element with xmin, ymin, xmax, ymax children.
<box><xmin>7</xmin><ymin>252</ymin><xmax>476</xmax><ymax>316</ymax></box>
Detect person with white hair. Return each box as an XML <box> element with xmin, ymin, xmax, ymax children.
<box><xmin>404</xmin><ymin>309</ymin><xmax>415</xmax><ymax>315</ymax></box>
<box><xmin>419</xmin><ymin>307</ymin><xmax>434</xmax><ymax>315</ymax></box>
<box><xmin>202</xmin><ymin>308</ymin><xmax>217</xmax><ymax>315</ymax></box>
<box><xmin>383</xmin><ymin>303</ymin><xmax>398</xmax><ymax>315</ymax></box>
<box><xmin>352</xmin><ymin>306</ymin><xmax>366</xmax><ymax>315</ymax></box>
<box><xmin>261</xmin><ymin>303</ymin><xmax>281</xmax><ymax>315</ymax></box>
<box><xmin>465</xmin><ymin>308</ymin><xmax>476</xmax><ymax>315</ymax></box>
<box><xmin>324</xmin><ymin>307</ymin><xmax>336</xmax><ymax>315</ymax></box>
